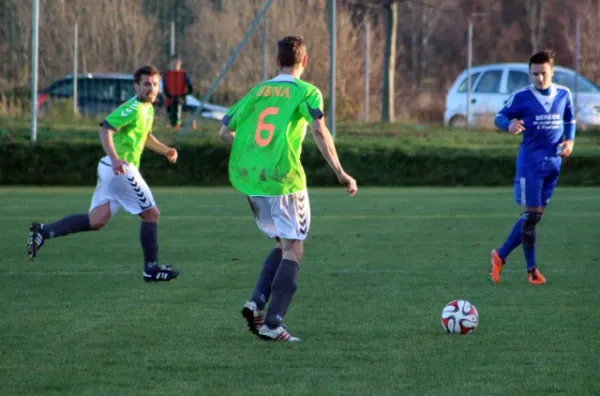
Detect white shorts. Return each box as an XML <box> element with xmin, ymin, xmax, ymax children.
<box><xmin>247</xmin><ymin>190</ymin><xmax>311</xmax><ymax>241</ymax></box>
<box><xmin>90</xmin><ymin>156</ymin><xmax>156</xmax><ymax>215</ymax></box>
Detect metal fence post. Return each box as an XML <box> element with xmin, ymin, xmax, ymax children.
<box><xmin>364</xmin><ymin>21</ymin><xmax>370</xmax><ymax>122</ymax></box>
<box><xmin>466</xmin><ymin>21</ymin><xmax>473</xmax><ymax>129</ymax></box>
<box><xmin>73</xmin><ymin>22</ymin><xmax>79</xmax><ymax>115</ymax></box>
<box><xmin>329</xmin><ymin>0</ymin><xmax>336</xmax><ymax>138</ymax></box>
<box><xmin>30</xmin><ymin>0</ymin><xmax>40</xmax><ymax>143</ymax></box>
<box><xmin>178</xmin><ymin>0</ymin><xmax>276</xmax><ymax>137</ymax></box>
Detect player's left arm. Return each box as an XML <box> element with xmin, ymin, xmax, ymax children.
<box><xmin>185</xmin><ymin>73</ymin><xmax>194</xmax><ymax>95</ymax></box>
<box><xmin>145</xmin><ymin>133</ymin><xmax>178</xmax><ymax>163</ymax></box>
<box><xmin>301</xmin><ymin>87</ymin><xmax>357</xmax><ymax>195</ymax></box>
<box><xmin>218</xmin><ymin>125</ymin><xmax>236</xmax><ymax>145</ymax></box>
<box><xmin>218</xmin><ymin>95</ymin><xmax>248</xmax><ymax>145</ymax></box>
<box><xmin>559</xmin><ymin>89</ymin><xmax>576</xmax><ymax>158</ymax></box>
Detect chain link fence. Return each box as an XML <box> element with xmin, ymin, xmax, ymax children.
<box><xmin>1</xmin><ymin>0</ymin><xmax>381</xmax><ymax>141</ymax></box>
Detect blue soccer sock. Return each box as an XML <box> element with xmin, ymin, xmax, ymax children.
<box><xmin>265</xmin><ymin>259</ymin><xmax>299</xmax><ymax>329</ymax></box>
<box><xmin>140</xmin><ymin>221</ymin><xmax>158</xmax><ymax>269</ymax></box>
<box><xmin>41</xmin><ymin>214</ymin><xmax>91</xmax><ymax>239</ymax></box>
<box><xmin>497</xmin><ymin>218</ymin><xmax>523</xmax><ymax>261</ymax></box>
<box><xmin>251</xmin><ymin>247</ymin><xmax>283</xmax><ymax>310</ymax></box>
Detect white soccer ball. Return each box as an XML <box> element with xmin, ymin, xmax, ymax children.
<box><xmin>441</xmin><ymin>300</ymin><xmax>479</xmax><ymax>335</ymax></box>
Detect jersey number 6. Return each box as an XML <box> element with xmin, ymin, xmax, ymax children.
<box><xmin>255</xmin><ymin>107</ymin><xmax>279</xmax><ymax>147</ymax></box>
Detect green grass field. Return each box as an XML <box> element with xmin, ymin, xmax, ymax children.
<box><xmin>1</xmin><ymin>187</ymin><xmax>599</xmax><ymax>395</ymax></box>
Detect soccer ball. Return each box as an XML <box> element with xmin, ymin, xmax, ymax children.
<box><xmin>441</xmin><ymin>300</ymin><xmax>479</xmax><ymax>335</ymax></box>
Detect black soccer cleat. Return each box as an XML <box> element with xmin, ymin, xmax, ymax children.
<box><xmin>143</xmin><ymin>265</ymin><xmax>179</xmax><ymax>282</ymax></box>
<box><xmin>27</xmin><ymin>223</ymin><xmax>44</xmax><ymax>260</ymax></box>
<box><xmin>241</xmin><ymin>301</ymin><xmax>265</xmax><ymax>336</ymax></box>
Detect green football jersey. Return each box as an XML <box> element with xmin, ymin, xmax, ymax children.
<box><xmin>223</xmin><ymin>74</ymin><xmax>324</xmax><ymax>196</ymax></box>
<box><xmin>102</xmin><ymin>97</ymin><xmax>154</xmax><ymax>168</ymax></box>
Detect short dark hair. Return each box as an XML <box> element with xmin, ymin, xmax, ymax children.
<box><xmin>277</xmin><ymin>36</ymin><xmax>307</xmax><ymax>68</ymax></box>
<box><xmin>134</xmin><ymin>65</ymin><xmax>161</xmax><ymax>84</ymax></box>
<box><xmin>529</xmin><ymin>49</ymin><xmax>556</xmax><ymax>68</ymax></box>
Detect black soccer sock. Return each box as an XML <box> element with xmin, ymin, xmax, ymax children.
<box><xmin>265</xmin><ymin>259</ymin><xmax>299</xmax><ymax>329</ymax></box>
<box><xmin>140</xmin><ymin>221</ymin><xmax>158</xmax><ymax>269</ymax></box>
<box><xmin>251</xmin><ymin>248</ymin><xmax>283</xmax><ymax>310</ymax></box>
<box><xmin>41</xmin><ymin>214</ymin><xmax>91</xmax><ymax>239</ymax></box>
<box><xmin>522</xmin><ymin>212</ymin><xmax>542</xmax><ymax>271</ymax></box>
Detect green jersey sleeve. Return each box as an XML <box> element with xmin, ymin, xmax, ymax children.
<box><xmin>222</xmin><ymin>91</ymin><xmax>254</xmax><ymax>131</ymax></box>
<box><xmin>299</xmin><ymin>88</ymin><xmax>324</xmax><ymax>123</ymax></box>
<box><xmin>103</xmin><ymin>100</ymin><xmax>140</xmax><ymax>131</ymax></box>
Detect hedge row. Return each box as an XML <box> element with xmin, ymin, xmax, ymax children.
<box><xmin>1</xmin><ymin>140</ymin><xmax>599</xmax><ymax>186</ymax></box>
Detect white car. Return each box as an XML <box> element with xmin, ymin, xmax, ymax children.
<box><xmin>181</xmin><ymin>93</ymin><xmax>229</xmax><ymax>121</ymax></box>
<box><xmin>443</xmin><ymin>63</ymin><xmax>600</xmax><ymax>129</ymax></box>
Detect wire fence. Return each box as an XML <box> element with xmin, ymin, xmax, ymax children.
<box><xmin>1</xmin><ymin>0</ymin><xmax>383</xmax><ymax>142</ymax></box>
<box><xmin>1</xmin><ymin>0</ymin><xmax>600</xmax><ymax>142</ymax></box>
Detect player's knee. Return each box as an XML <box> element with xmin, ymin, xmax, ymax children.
<box><xmin>281</xmin><ymin>240</ymin><xmax>303</xmax><ymax>263</ymax></box>
<box><xmin>140</xmin><ymin>206</ymin><xmax>160</xmax><ymax>223</ymax></box>
<box><xmin>90</xmin><ymin>218</ymin><xmax>108</xmax><ymax>231</ymax></box>
<box><xmin>521</xmin><ymin>211</ymin><xmax>542</xmax><ymax>247</ymax></box>
<box><xmin>89</xmin><ymin>205</ymin><xmax>111</xmax><ymax>230</ymax></box>
<box><xmin>282</xmin><ymin>250</ymin><xmax>302</xmax><ymax>263</ymax></box>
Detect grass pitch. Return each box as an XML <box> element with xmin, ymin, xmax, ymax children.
<box><xmin>1</xmin><ymin>187</ymin><xmax>599</xmax><ymax>395</ymax></box>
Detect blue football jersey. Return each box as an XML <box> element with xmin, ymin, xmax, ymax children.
<box><xmin>496</xmin><ymin>84</ymin><xmax>575</xmax><ymax>169</ymax></box>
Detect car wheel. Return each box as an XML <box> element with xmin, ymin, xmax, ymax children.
<box><xmin>448</xmin><ymin>114</ymin><xmax>467</xmax><ymax>128</ymax></box>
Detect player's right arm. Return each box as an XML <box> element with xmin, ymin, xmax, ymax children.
<box><xmin>98</xmin><ymin>128</ymin><xmax>125</xmax><ymax>174</ymax></box>
<box><xmin>495</xmin><ymin>92</ymin><xmax>525</xmax><ymax>135</ymax></box>
<box><xmin>99</xmin><ymin>100</ymin><xmax>139</xmax><ymax>175</ymax></box>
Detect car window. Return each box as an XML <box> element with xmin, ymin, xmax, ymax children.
<box><xmin>118</xmin><ymin>80</ymin><xmax>136</xmax><ymax>102</ymax></box>
<box><xmin>77</xmin><ymin>79</ymin><xmax>92</xmax><ymax>99</ymax></box>
<box><xmin>457</xmin><ymin>72</ymin><xmax>481</xmax><ymax>93</ymax></box>
<box><xmin>553</xmin><ymin>71</ymin><xmax>600</xmax><ymax>93</ymax></box>
<box><xmin>78</xmin><ymin>78</ymin><xmax>117</xmax><ymax>101</ymax></box>
<box><xmin>507</xmin><ymin>70</ymin><xmax>530</xmax><ymax>93</ymax></box>
<box><xmin>49</xmin><ymin>80</ymin><xmax>74</xmax><ymax>96</ymax></box>
<box><xmin>474</xmin><ymin>70</ymin><xmax>503</xmax><ymax>93</ymax></box>
<box><xmin>95</xmin><ymin>79</ymin><xmax>117</xmax><ymax>101</ymax></box>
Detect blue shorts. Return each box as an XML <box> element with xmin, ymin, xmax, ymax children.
<box><xmin>514</xmin><ymin>162</ymin><xmax>560</xmax><ymax>208</ymax></box>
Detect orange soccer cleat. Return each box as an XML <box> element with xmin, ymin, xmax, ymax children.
<box><xmin>527</xmin><ymin>268</ymin><xmax>547</xmax><ymax>285</ymax></box>
<box><xmin>489</xmin><ymin>249</ymin><xmax>504</xmax><ymax>284</ymax></box>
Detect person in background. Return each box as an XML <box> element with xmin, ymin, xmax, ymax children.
<box><xmin>164</xmin><ymin>56</ymin><xmax>194</xmax><ymax>128</ymax></box>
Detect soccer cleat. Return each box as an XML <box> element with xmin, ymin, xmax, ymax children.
<box><xmin>143</xmin><ymin>265</ymin><xmax>179</xmax><ymax>282</ymax></box>
<box><xmin>241</xmin><ymin>301</ymin><xmax>265</xmax><ymax>336</ymax></box>
<box><xmin>27</xmin><ymin>223</ymin><xmax>45</xmax><ymax>260</ymax></box>
<box><xmin>527</xmin><ymin>268</ymin><xmax>546</xmax><ymax>285</ymax></box>
<box><xmin>258</xmin><ymin>324</ymin><xmax>300</xmax><ymax>342</ymax></box>
<box><xmin>489</xmin><ymin>249</ymin><xmax>504</xmax><ymax>284</ymax></box>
